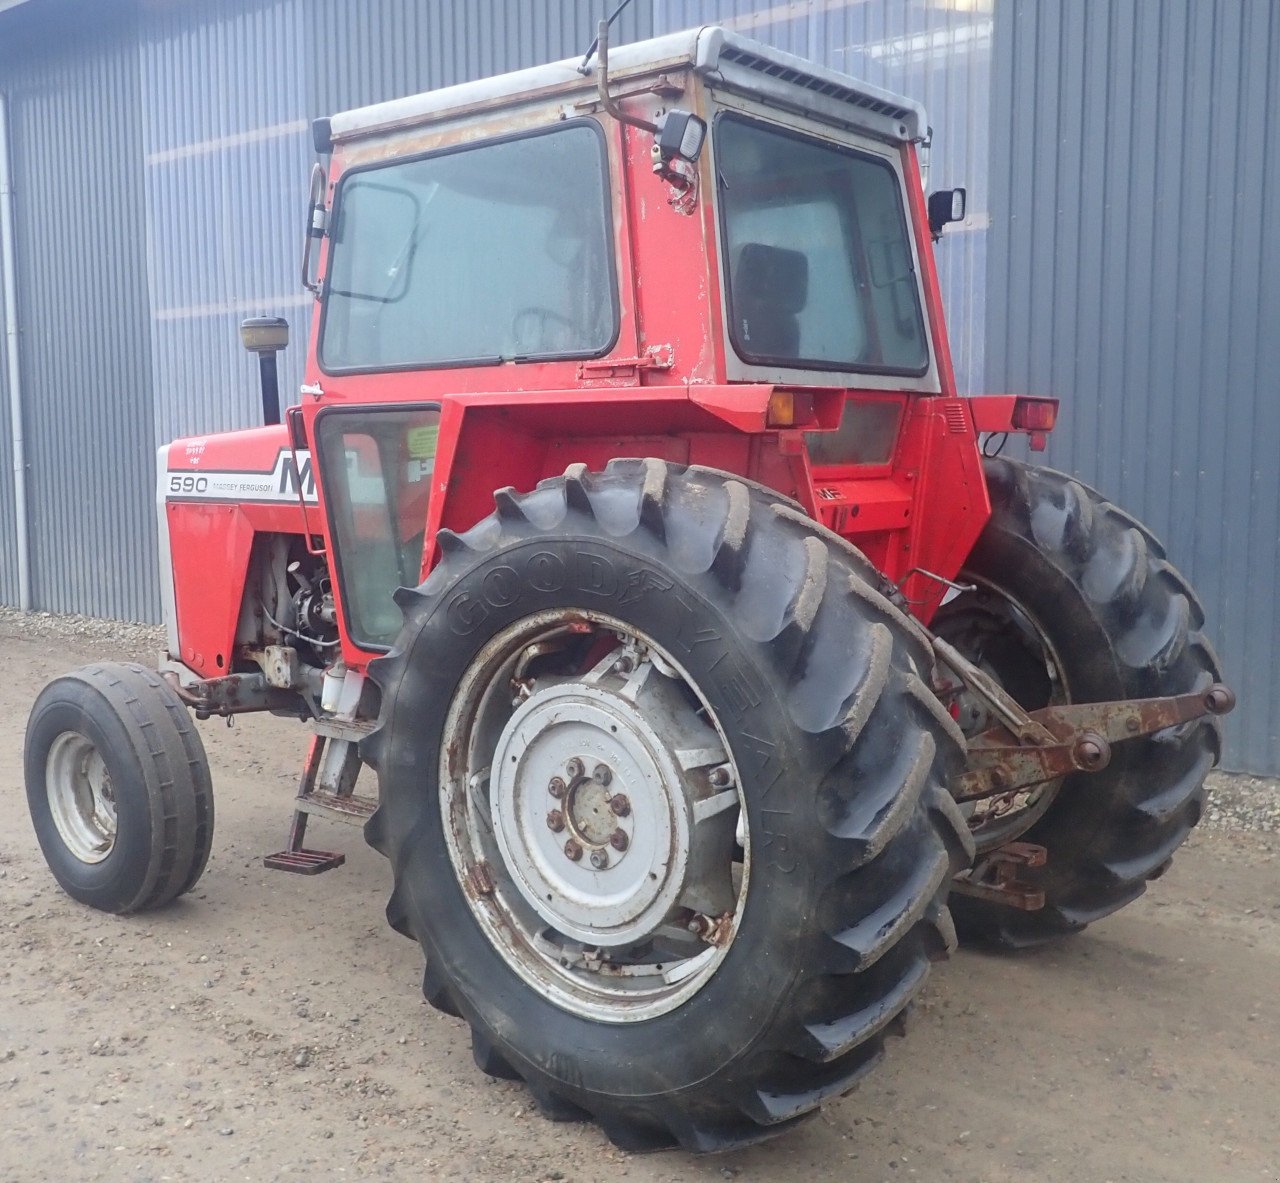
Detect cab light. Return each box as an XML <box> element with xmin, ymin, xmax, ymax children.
<box><xmin>1012</xmin><ymin>397</ymin><xmax>1059</xmax><ymax>432</ymax></box>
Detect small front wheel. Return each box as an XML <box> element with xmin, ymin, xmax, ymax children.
<box><xmin>25</xmin><ymin>662</ymin><xmax>214</xmax><ymax>913</ymax></box>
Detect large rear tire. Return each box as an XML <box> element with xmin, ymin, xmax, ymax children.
<box><xmin>363</xmin><ymin>460</ymin><xmax>971</xmax><ymax>1152</ymax></box>
<box><xmin>25</xmin><ymin>662</ymin><xmax>215</xmax><ymax>913</ymax></box>
<box><xmin>935</xmin><ymin>457</ymin><xmax>1222</xmax><ymax>946</ymax></box>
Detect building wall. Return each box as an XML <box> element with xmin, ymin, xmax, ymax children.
<box><xmin>0</xmin><ymin>4</ymin><xmax>157</xmax><ymax>619</ymax></box>
<box><xmin>1</xmin><ymin>0</ymin><xmax>1273</xmax><ymax>773</ymax></box>
<box><xmin>985</xmin><ymin>0</ymin><xmax>1280</xmax><ymax>772</ymax></box>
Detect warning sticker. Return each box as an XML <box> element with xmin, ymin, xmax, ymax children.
<box><xmin>407</xmin><ymin>425</ymin><xmax>439</xmax><ymax>458</ymax></box>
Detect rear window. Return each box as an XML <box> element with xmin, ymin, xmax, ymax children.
<box><xmin>320</xmin><ymin>123</ymin><xmax>617</xmax><ymax>372</ymax></box>
<box><xmin>715</xmin><ymin>114</ymin><xmax>929</xmax><ymax>376</ymax></box>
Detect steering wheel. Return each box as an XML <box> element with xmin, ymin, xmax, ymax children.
<box><xmin>511</xmin><ymin>306</ymin><xmax>578</xmax><ymax>354</ymax></box>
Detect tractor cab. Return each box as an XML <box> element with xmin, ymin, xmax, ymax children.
<box><xmin>283</xmin><ymin>24</ymin><xmax>990</xmax><ymax>675</ymax></box>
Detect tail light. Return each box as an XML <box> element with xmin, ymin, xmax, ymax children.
<box><xmin>1011</xmin><ymin>397</ymin><xmax>1059</xmax><ymax>432</ymax></box>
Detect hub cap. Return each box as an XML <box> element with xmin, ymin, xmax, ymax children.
<box><xmin>45</xmin><ymin>732</ymin><xmax>117</xmax><ymax>864</ymax></box>
<box><xmin>442</xmin><ymin>613</ymin><xmax>748</xmax><ymax>1023</ymax></box>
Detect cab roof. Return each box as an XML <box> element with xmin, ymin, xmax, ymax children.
<box><xmin>327</xmin><ymin>25</ymin><xmax>926</xmax><ymax>148</ymax></box>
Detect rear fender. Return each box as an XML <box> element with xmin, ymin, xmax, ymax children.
<box><xmin>416</xmin><ymin>386</ymin><xmax>840</xmax><ymax>582</ymax></box>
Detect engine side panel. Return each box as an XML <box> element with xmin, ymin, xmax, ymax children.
<box><xmin>162</xmin><ymin>425</ymin><xmax>315</xmax><ymax>677</ymax></box>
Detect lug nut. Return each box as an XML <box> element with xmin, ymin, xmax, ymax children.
<box><xmin>592</xmin><ymin>763</ymin><xmax>612</xmax><ymax>787</ymax></box>
<box><xmin>589</xmin><ymin>849</ymin><xmax>609</xmax><ymax>870</ymax></box>
<box><xmin>609</xmin><ymin>829</ymin><xmax>629</xmax><ymax>852</ymax></box>
<box><xmin>565</xmin><ymin>758</ymin><xmax>584</xmax><ymax>780</ymax></box>
<box><xmin>709</xmin><ymin>765</ymin><xmax>733</xmax><ymax>789</ymax></box>
<box><xmin>548</xmin><ymin>777</ymin><xmax>566</xmax><ymax>799</ymax></box>
<box><xmin>546</xmin><ymin>809</ymin><xmax>565</xmax><ymax>833</ymax></box>
<box><xmin>563</xmin><ymin>839</ymin><xmax>583</xmax><ymax>862</ymax></box>
<box><xmin>609</xmin><ymin>793</ymin><xmax>631</xmax><ymax>817</ymax></box>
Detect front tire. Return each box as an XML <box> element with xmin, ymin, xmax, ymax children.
<box><xmin>363</xmin><ymin>460</ymin><xmax>972</xmax><ymax>1152</ymax></box>
<box><xmin>936</xmin><ymin>457</ymin><xmax>1222</xmax><ymax>946</ymax></box>
<box><xmin>25</xmin><ymin>662</ymin><xmax>215</xmax><ymax>913</ymax></box>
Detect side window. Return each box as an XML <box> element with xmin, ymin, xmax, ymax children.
<box><xmin>320</xmin><ymin>124</ymin><xmax>617</xmax><ymax>371</ymax></box>
<box><xmin>315</xmin><ymin>407</ymin><xmax>440</xmax><ymax>648</ymax></box>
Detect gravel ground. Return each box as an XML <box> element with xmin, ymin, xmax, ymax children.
<box><xmin>1</xmin><ymin>606</ymin><xmax>1277</xmax><ymax>1182</ymax></box>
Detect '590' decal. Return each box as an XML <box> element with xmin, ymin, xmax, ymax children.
<box><xmin>165</xmin><ymin>450</ymin><xmax>318</xmax><ymax>505</ymax></box>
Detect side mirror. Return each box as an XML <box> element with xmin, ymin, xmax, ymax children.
<box><xmin>927</xmin><ymin>187</ymin><xmax>967</xmax><ymax>240</ymax></box>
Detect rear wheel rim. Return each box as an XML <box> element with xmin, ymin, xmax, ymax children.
<box><xmin>935</xmin><ymin>575</ymin><xmax>1072</xmax><ymax>851</ymax></box>
<box><xmin>45</xmin><ymin>732</ymin><xmax>117</xmax><ymax>864</ymax></box>
<box><xmin>440</xmin><ymin>611</ymin><xmax>749</xmax><ymax>1024</ymax></box>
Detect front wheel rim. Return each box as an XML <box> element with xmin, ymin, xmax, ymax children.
<box><xmin>441</xmin><ymin>611</ymin><xmax>749</xmax><ymax>1024</ymax></box>
<box><xmin>45</xmin><ymin>732</ymin><xmax>117</xmax><ymax>864</ymax></box>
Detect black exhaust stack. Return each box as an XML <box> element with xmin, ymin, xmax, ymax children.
<box><xmin>240</xmin><ymin>317</ymin><xmax>290</xmax><ymax>426</ymax></box>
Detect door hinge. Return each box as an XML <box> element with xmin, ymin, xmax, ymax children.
<box><xmin>578</xmin><ymin>344</ymin><xmax>674</xmax><ymax>380</ymax></box>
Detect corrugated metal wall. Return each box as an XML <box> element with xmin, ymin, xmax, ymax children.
<box><xmin>0</xmin><ymin>100</ymin><xmax>15</xmax><ymax>607</ymax></box>
<box><xmin>0</xmin><ymin>4</ymin><xmax>157</xmax><ymax>620</ymax></box>
<box><xmin>1</xmin><ymin>0</ymin><xmax>1273</xmax><ymax>772</ymax></box>
<box><xmin>986</xmin><ymin>0</ymin><xmax>1279</xmax><ymax>772</ymax></box>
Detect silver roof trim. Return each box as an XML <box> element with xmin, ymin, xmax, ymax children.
<box><xmin>696</xmin><ymin>28</ymin><xmax>924</xmax><ymax>143</ymax></box>
<box><xmin>327</xmin><ymin>26</ymin><xmax>926</xmax><ymax>146</ymax></box>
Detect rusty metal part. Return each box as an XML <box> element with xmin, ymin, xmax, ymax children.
<box><xmin>593</xmin><ymin>18</ymin><xmax>660</xmax><ymax>136</ymax></box>
<box><xmin>951</xmin><ymin>841</ymin><xmax>1047</xmax><ymax>910</ymax></box>
<box><xmin>563</xmin><ymin>839</ymin><xmax>583</xmax><ymax>862</ymax></box>
<box><xmin>565</xmin><ymin>757</ymin><xmax>584</xmax><ymax>780</ymax></box>
<box><xmin>933</xmin><ymin>635</ymin><xmax>1056</xmax><ymax>745</ymax></box>
<box><xmin>954</xmin><ymin>683</ymin><xmax>1235</xmax><ymax>803</ymax></box>
<box><xmin>609</xmin><ymin>793</ymin><xmax>631</xmax><ymax>817</ymax></box>
<box><xmin>263</xmin><ymin>735</ymin><xmax>349</xmax><ymax>875</ymax></box>
<box><xmin>165</xmin><ymin>670</ymin><xmax>305</xmax><ymax>720</ymax></box>
<box><xmin>708</xmin><ymin>765</ymin><xmax>733</xmax><ymax>789</ymax></box>
<box><xmin>548</xmin><ymin>776</ymin><xmax>566</xmax><ymax>799</ymax></box>
<box><xmin>546</xmin><ymin>809</ymin><xmax>565</xmax><ymax>833</ymax></box>
<box><xmin>609</xmin><ymin>828</ymin><xmax>629</xmax><ymax>852</ymax></box>
<box><xmin>465</xmin><ymin>861</ymin><xmax>496</xmax><ymax>898</ymax></box>
<box><xmin>686</xmin><ymin>911</ymin><xmax>735</xmax><ymax>947</ymax></box>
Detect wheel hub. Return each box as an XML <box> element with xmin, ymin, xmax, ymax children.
<box><xmin>491</xmin><ymin>676</ymin><xmax>690</xmax><ymax>947</ymax></box>
<box><xmin>45</xmin><ymin>732</ymin><xmax>116</xmax><ymax>864</ymax></box>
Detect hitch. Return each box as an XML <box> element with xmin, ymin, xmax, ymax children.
<box><xmin>934</xmin><ymin>636</ymin><xmax>1235</xmax><ymax>803</ymax></box>
<box><xmin>935</xmin><ymin>635</ymin><xmax>1235</xmax><ymax>911</ymax></box>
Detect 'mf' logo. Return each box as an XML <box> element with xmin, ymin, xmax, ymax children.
<box><xmin>277</xmin><ymin>451</ymin><xmax>316</xmax><ymax>500</ymax></box>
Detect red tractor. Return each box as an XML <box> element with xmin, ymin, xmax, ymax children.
<box><xmin>24</xmin><ymin>24</ymin><xmax>1232</xmax><ymax>1153</ymax></box>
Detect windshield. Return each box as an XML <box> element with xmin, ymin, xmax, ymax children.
<box><xmin>320</xmin><ymin>122</ymin><xmax>617</xmax><ymax>372</ymax></box>
<box><xmin>715</xmin><ymin>114</ymin><xmax>929</xmax><ymax>376</ymax></box>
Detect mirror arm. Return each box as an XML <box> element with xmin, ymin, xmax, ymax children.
<box><xmin>301</xmin><ymin>162</ymin><xmax>327</xmax><ymax>295</ymax></box>
<box><xmin>595</xmin><ymin>19</ymin><xmax>658</xmax><ymax>136</ymax></box>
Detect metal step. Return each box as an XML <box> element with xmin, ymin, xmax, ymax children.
<box><xmin>263</xmin><ymin>848</ymin><xmax>346</xmax><ymax>875</ymax></box>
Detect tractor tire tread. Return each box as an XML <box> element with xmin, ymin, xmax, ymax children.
<box><xmin>362</xmin><ymin>460</ymin><xmax>972</xmax><ymax>1152</ymax></box>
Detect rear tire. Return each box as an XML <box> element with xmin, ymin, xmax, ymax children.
<box><xmin>25</xmin><ymin>662</ymin><xmax>215</xmax><ymax>913</ymax></box>
<box><xmin>364</xmin><ymin>460</ymin><xmax>972</xmax><ymax>1152</ymax></box>
<box><xmin>935</xmin><ymin>457</ymin><xmax>1222</xmax><ymax>946</ymax></box>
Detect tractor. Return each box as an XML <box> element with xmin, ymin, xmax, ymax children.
<box><xmin>23</xmin><ymin>23</ymin><xmax>1233</xmax><ymax>1153</ymax></box>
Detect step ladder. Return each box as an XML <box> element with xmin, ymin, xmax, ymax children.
<box><xmin>263</xmin><ymin>721</ymin><xmax>376</xmax><ymax>874</ymax></box>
